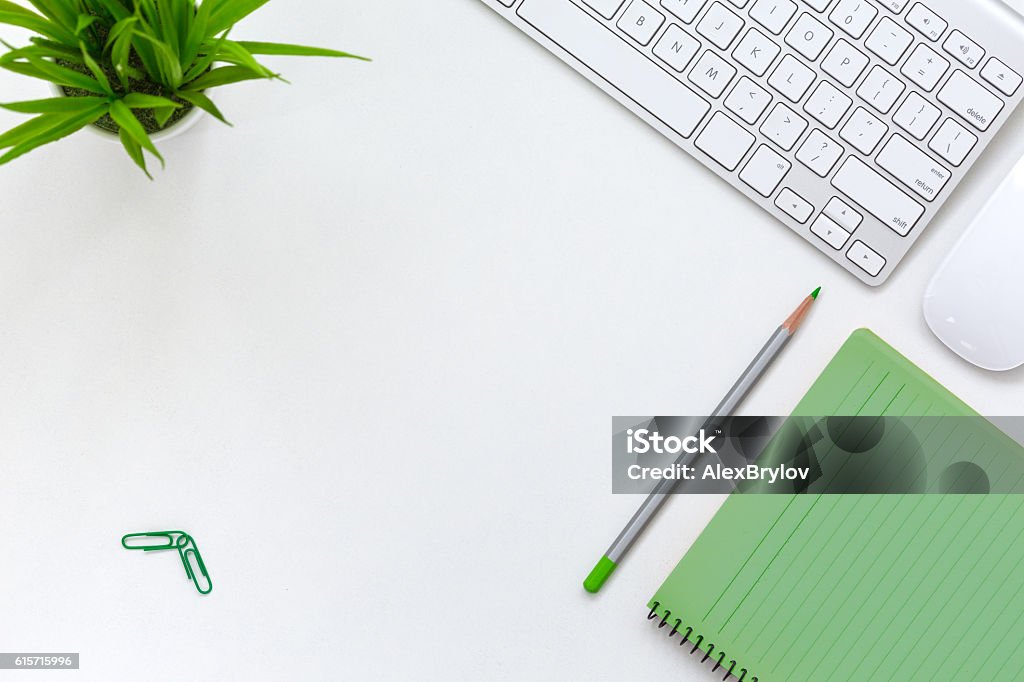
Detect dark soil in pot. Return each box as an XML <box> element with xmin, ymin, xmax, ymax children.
<box><xmin>57</xmin><ymin>25</ymin><xmax>198</xmax><ymax>136</ymax></box>
<box><xmin>59</xmin><ymin>72</ymin><xmax>195</xmax><ymax>136</ymax></box>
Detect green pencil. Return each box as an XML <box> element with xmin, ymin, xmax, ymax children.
<box><xmin>584</xmin><ymin>287</ymin><xmax>821</xmax><ymax>593</ymax></box>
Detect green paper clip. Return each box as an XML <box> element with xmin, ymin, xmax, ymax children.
<box><xmin>122</xmin><ymin>530</ymin><xmax>212</xmax><ymax>595</ymax></box>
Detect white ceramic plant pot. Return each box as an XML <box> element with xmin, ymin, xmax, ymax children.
<box><xmin>50</xmin><ymin>84</ymin><xmax>206</xmax><ymax>144</ymax></box>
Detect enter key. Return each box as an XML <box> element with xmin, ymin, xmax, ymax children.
<box><xmin>877</xmin><ymin>134</ymin><xmax>951</xmax><ymax>202</ymax></box>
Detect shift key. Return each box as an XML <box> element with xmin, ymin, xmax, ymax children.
<box><xmin>832</xmin><ymin>158</ymin><xmax>925</xmax><ymax>236</ymax></box>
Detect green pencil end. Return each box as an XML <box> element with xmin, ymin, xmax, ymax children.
<box><xmin>584</xmin><ymin>556</ymin><xmax>617</xmax><ymax>593</ymax></box>
<box><xmin>810</xmin><ymin>286</ymin><xmax>822</xmax><ymax>300</ymax></box>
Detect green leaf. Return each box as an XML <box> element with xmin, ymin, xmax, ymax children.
<box><xmin>103</xmin><ymin>15</ymin><xmax>136</xmax><ymax>49</ymax></box>
<box><xmin>211</xmin><ymin>39</ymin><xmax>274</xmax><ymax>78</ymax></box>
<box><xmin>175</xmin><ymin>89</ymin><xmax>228</xmax><ymax>125</ymax></box>
<box><xmin>134</xmin><ymin>30</ymin><xmax>184</xmax><ymax>88</ymax></box>
<box><xmin>1</xmin><ymin>42</ymin><xmax>78</xmax><ymax>67</ymax></box>
<box><xmin>89</xmin><ymin>0</ymin><xmax>132</xmax><ymax>22</ymax></box>
<box><xmin>183</xmin><ymin>64</ymin><xmax>263</xmax><ymax>90</ymax></box>
<box><xmin>121</xmin><ymin>93</ymin><xmax>181</xmax><ymax>110</ymax></box>
<box><xmin>155</xmin><ymin>0</ymin><xmax>181</xmax><ymax>56</ymax></box>
<box><xmin>182</xmin><ymin>0</ymin><xmax>214</xmax><ymax>66</ymax></box>
<box><xmin>183</xmin><ymin>29</ymin><xmax>228</xmax><ymax>82</ymax></box>
<box><xmin>207</xmin><ymin>0</ymin><xmax>270</xmax><ymax>34</ymax></box>
<box><xmin>118</xmin><ymin>126</ymin><xmax>151</xmax><ymax>178</ymax></box>
<box><xmin>128</xmin><ymin>11</ymin><xmax>166</xmax><ymax>85</ymax></box>
<box><xmin>234</xmin><ymin>41</ymin><xmax>370</xmax><ymax>61</ymax></box>
<box><xmin>0</xmin><ymin>58</ymin><xmax>105</xmax><ymax>95</ymax></box>
<box><xmin>136</xmin><ymin>0</ymin><xmax>158</xmax><ymax>26</ymax></box>
<box><xmin>0</xmin><ymin>4</ymin><xmax>77</xmax><ymax>44</ymax></box>
<box><xmin>0</xmin><ymin>58</ymin><xmax>55</xmax><ymax>82</ymax></box>
<box><xmin>154</xmin><ymin>105</ymin><xmax>175</xmax><ymax>128</ymax></box>
<box><xmin>22</xmin><ymin>53</ymin><xmax>108</xmax><ymax>93</ymax></box>
<box><xmin>75</xmin><ymin>14</ymin><xmax>97</xmax><ymax>35</ymax></box>
<box><xmin>0</xmin><ymin>0</ymin><xmax>41</xmax><ymax>19</ymax></box>
<box><xmin>0</xmin><ymin>111</ymin><xmax>68</xmax><ymax>148</ymax></box>
<box><xmin>26</xmin><ymin>0</ymin><xmax>79</xmax><ymax>30</ymax></box>
<box><xmin>1</xmin><ymin>96</ymin><xmax>109</xmax><ymax>113</ymax></box>
<box><xmin>0</xmin><ymin>104</ymin><xmax>108</xmax><ymax>166</ymax></box>
<box><xmin>108</xmin><ymin>99</ymin><xmax>164</xmax><ymax>167</ymax></box>
<box><xmin>27</xmin><ymin>37</ymin><xmax>85</xmax><ymax>63</ymax></box>
<box><xmin>79</xmin><ymin>41</ymin><xmax>114</xmax><ymax>95</ymax></box>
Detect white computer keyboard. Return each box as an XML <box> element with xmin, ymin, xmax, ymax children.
<box><xmin>480</xmin><ymin>0</ymin><xmax>1024</xmax><ymax>285</ymax></box>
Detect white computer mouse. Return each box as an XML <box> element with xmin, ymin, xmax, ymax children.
<box><xmin>924</xmin><ymin>152</ymin><xmax>1024</xmax><ymax>372</ymax></box>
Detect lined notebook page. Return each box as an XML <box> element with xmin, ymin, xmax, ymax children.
<box><xmin>648</xmin><ymin>330</ymin><xmax>1024</xmax><ymax>681</ymax></box>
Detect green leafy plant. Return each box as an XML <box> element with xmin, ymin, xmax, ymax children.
<box><xmin>0</xmin><ymin>0</ymin><xmax>367</xmax><ymax>176</ymax></box>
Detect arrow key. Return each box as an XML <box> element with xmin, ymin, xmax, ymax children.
<box><xmin>847</xmin><ymin>240</ymin><xmax>886</xmax><ymax>277</ymax></box>
<box><xmin>811</xmin><ymin>214</ymin><xmax>852</xmax><ymax>250</ymax></box>
<box><xmin>824</xmin><ymin>197</ymin><xmax>863</xmax><ymax>231</ymax></box>
<box><xmin>775</xmin><ymin>187</ymin><xmax>814</xmax><ymax>224</ymax></box>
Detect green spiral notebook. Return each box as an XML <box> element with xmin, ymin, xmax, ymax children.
<box><xmin>648</xmin><ymin>329</ymin><xmax>1024</xmax><ymax>682</ymax></box>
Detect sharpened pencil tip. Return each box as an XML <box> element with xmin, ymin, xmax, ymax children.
<box><xmin>584</xmin><ymin>556</ymin><xmax>617</xmax><ymax>593</ymax></box>
<box><xmin>811</xmin><ymin>287</ymin><xmax>821</xmax><ymax>300</ymax></box>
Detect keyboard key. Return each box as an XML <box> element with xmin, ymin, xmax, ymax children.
<box><xmin>724</xmin><ymin>76</ymin><xmax>773</xmax><ymax>123</ymax></box>
<box><xmin>769</xmin><ymin>54</ymin><xmax>815</xmax><ymax>102</ymax></box>
<box><xmin>800</xmin><ymin>0</ymin><xmax>830</xmax><ymax>11</ymax></box>
<box><xmin>857</xmin><ymin>65</ymin><xmax>905</xmax><ymax>114</ymax></box>
<box><xmin>811</xmin><ymin>214</ymin><xmax>851</xmax><ymax>249</ymax></box>
<box><xmin>928</xmin><ymin>118</ymin><xmax>977</xmax><ymax>166</ymax></box>
<box><xmin>847</xmin><ymin>241</ymin><xmax>886</xmax><ymax>276</ymax></box>
<box><xmin>689</xmin><ymin>50</ymin><xmax>737</xmax><ymax>97</ymax></box>
<box><xmin>840</xmin><ymin>107</ymin><xmax>887</xmax><ymax>154</ymax></box>
<box><xmin>749</xmin><ymin>0</ymin><xmax>797</xmax><ymax>35</ymax></box>
<box><xmin>654</xmin><ymin>24</ymin><xmax>702</xmax><ymax>71</ymax></box>
<box><xmin>824</xmin><ymin>197</ymin><xmax>863</xmax><ymax>230</ymax></box>
<box><xmin>696</xmin><ymin>2</ymin><xmax>745</xmax><ymax>48</ymax></box>
<box><xmin>832</xmin><ymin>157</ymin><xmax>924</xmax><ymax>236</ymax></box>
<box><xmin>804</xmin><ymin>81</ymin><xmax>851</xmax><ymax>128</ymax></box>
<box><xmin>943</xmin><ymin>30</ymin><xmax>984</xmax><ymax>69</ymax></box>
<box><xmin>877</xmin><ymin>134</ymin><xmax>950</xmax><ymax>201</ymax></box>
<box><xmin>981</xmin><ymin>58</ymin><xmax>1022</xmax><ymax>97</ymax></box>
<box><xmin>906</xmin><ymin>3</ymin><xmax>947</xmax><ymax>42</ymax></box>
<box><xmin>822</xmin><ymin>40</ymin><xmax>869</xmax><ymax>87</ymax></box>
<box><xmin>695</xmin><ymin>112</ymin><xmax>755</xmax><ymax>170</ymax></box>
<box><xmin>785</xmin><ymin>13</ymin><xmax>833</xmax><ymax>61</ymax></box>
<box><xmin>776</xmin><ymin>188</ymin><xmax>813</xmax><ymax>223</ymax></box>
<box><xmin>875</xmin><ymin>0</ymin><xmax>909</xmax><ymax>13</ymax></box>
<box><xmin>893</xmin><ymin>92</ymin><xmax>940</xmax><ymax>139</ymax></box>
<box><xmin>583</xmin><ymin>0</ymin><xmax>626</xmax><ymax>19</ymax></box>
<box><xmin>733</xmin><ymin>28</ymin><xmax>780</xmax><ymax>76</ymax></box>
<box><xmin>829</xmin><ymin>0</ymin><xmax>877</xmax><ymax>40</ymax></box>
<box><xmin>661</xmin><ymin>0</ymin><xmax>708</xmax><ymax>23</ymax></box>
<box><xmin>900</xmin><ymin>43</ymin><xmax>949</xmax><ymax>91</ymax></box>
<box><xmin>518</xmin><ymin>0</ymin><xmax>712</xmax><ymax>137</ymax></box>
<box><xmin>760</xmin><ymin>102</ymin><xmax>807</xmax><ymax>150</ymax></box>
<box><xmin>726</xmin><ymin>0</ymin><xmax>750</xmax><ymax>6</ymax></box>
<box><xmin>865</xmin><ymin>17</ymin><xmax>913</xmax><ymax>65</ymax></box>
<box><xmin>740</xmin><ymin>144</ymin><xmax>791</xmax><ymax>196</ymax></box>
<box><xmin>618</xmin><ymin>1</ymin><xmax>665</xmax><ymax>44</ymax></box>
<box><xmin>937</xmin><ymin>70</ymin><xmax>1003</xmax><ymax>132</ymax></box>
<box><xmin>796</xmin><ymin>129</ymin><xmax>844</xmax><ymax>176</ymax></box>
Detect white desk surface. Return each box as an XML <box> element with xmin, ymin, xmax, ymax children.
<box><xmin>2</xmin><ymin>1</ymin><xmax>1023</xmax><ymax>679</ymax></box>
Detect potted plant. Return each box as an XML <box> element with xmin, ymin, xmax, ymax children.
<box><xmin>0</xmin><ymin>0</ymin><xmax>367</xmax><ymax>176</ymax></box>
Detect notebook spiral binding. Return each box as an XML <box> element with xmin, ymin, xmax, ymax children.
<box><xmin>647</xmin><ymin>602</ymin><xmax>759</xmax><ymax>682</ymax></box>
